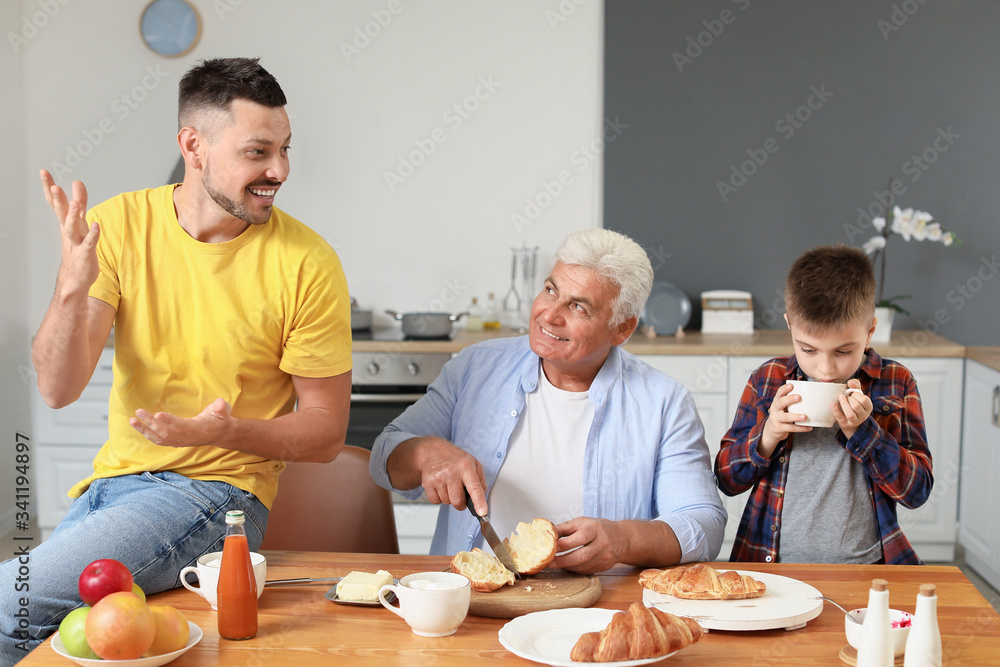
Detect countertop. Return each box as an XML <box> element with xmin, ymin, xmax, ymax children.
<box><xmin>353</xmin><ymin>328</ymin><xmax>966</xmax><ymax>357</ymax></box>
<box><xmin>966</xmin><ymin>346</ymin><xmax>1000</xmax><ymax>373</ymax></box>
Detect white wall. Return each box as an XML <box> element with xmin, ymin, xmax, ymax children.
<box><xmin>1</xmin><ymin>0</ymin><xmax>30</xmax><ymax>536</ymax></box>
<box><xmin>23</xmin><ymin>0</ymin><xmax>605</xmax><ymax>332</ymax></box>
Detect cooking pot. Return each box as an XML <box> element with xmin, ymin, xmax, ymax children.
<box><xmin>386</xmin><ymin>310</ymin><xmax>467</xmax><ymax>338</ymax></box>
<box><xmin>350</xmin><ymin>297</ymin><xmax>373</xmax><ymax>332</ymax></box>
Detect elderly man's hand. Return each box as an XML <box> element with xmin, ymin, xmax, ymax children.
<box><xmin>410</xmin><ymin>437</ymin><xmax>489</xmax><ymax>514</ymax></box>
<box><xmin>551</xmin><ymin>517</ymin><xmax>625</xmax><ymax>575</ymax></box>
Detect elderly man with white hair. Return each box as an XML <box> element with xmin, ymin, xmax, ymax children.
<box><xmin>370</xmin><ymin>229</ymin><xmax>726</xmax><ymax>573</ymax></box>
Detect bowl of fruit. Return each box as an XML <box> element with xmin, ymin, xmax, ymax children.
<box><xmin>52</xmin><ymin>558</ymin><xmax>202</xmax><ymax>666</ymax></box>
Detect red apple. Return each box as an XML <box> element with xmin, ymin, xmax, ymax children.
<box><xmin>78</xmin><ymin>559</ymin><xmax>133</xmax><ymax>606</ymax></box>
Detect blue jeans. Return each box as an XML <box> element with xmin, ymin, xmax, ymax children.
<box><xmin>0</xmin><ymin>472</ymin><xmax>267</xmax><ymax>666</ymax></box>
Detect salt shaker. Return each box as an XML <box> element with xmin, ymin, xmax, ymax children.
<box><xmin>903</xmin><ymin>584</ymin><xmax>942</xmax><ymax>667</ymax></box>
<box><xmin>857</xmin><ymin>578</ymin><xmax>892</xmax><ymax>667</ymax></box>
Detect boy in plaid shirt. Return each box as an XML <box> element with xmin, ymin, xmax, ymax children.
<box><xmin>715</xmin><ymin>245</ymin><xmax>933</xmax><ymax>564</ymax></box>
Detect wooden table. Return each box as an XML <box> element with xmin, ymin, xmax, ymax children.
<box><xmin>22</xmin><ymin>553</ymin><xmax>1000</xmax><ymax>665</ymax></box>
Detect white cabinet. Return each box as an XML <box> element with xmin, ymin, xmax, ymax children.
<box><xmin>31</xmin><ymin>348</ymin><xmax>112</xmax><ymax>540</ymax></box>
<box><xmin>958</xmin><ymin>360</ymin><xmax>1000</xmax><ymax>591</ymax></box>
<box><xmin>393</xmin><ymin>503</ymin><xmax>439</xmax><ymax>555</ymax></box>
<box><xmin>894</xmin><ymin>357</ymin><xmax>963</xmax><ymax>562</ymax></box>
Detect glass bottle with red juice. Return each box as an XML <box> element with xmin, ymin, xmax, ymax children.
<box><xmin>217</xmin><ymin>510</ymin><xmax>258</xmax><ymax>640</ymax></box>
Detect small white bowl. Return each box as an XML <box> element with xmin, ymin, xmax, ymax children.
<box><xmin>845</xmin><ymin>608</ymin><xmax>912</xmax><ymax>657</ymax></box>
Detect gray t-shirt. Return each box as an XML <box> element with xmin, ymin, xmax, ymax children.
<box><xmin>778</xmin><ymin>426</ymin><xmax>883</xmax><ymax>564</ymax></box>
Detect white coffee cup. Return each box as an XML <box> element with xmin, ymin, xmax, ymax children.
<box><xmin>788</xmin><ymin>380</ymin><xmax>864</xmax><ymax>428</ymax></box>
<box><xmin>179</xmin><ymin>551</ymin><xmax>267</xmax><ymax>610</ymax></box>
<box><xmin>378</xmin><ymin>571</ymin><xmax>470</xmax><ymax>637</ymax></box>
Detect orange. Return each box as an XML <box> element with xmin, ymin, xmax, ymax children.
<box><xmin>144</xmin><ymin>605</ymin><xmax>190</xmax><ymax>656</ymax></box>
<box><xmin>85</xmin><ymin>591</ymin><xmax>155</xmax><ymax>659</ymax></box>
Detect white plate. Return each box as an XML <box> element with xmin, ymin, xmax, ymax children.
<box><xmin>52</xmin><ymin>621</ymin><xmax>203</xmax><ymax>667</ymax></box>
<box><xmin>641</xmin><ymin>281</ymin><xmax>691</xmax><ymax>335</ymax></box>
<box><xmin>642</xmin><ymin>571</ymin><xmax>823</xmax><ymax>631</ymax></box>
<box><xmin>498</xmin><ymin>607</ymin><xmax>676</xmax><ymax>666</ymax></box>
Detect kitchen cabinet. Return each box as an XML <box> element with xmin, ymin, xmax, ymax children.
<box><xmin>31</xmin><ymin>348</ymin><xmax>113</xmax><ymax>540</ymax></box>
<box><xmin>958</xmin><ymin>358</ymin><xmax>1000</xmax><ymax>591</ymax></box>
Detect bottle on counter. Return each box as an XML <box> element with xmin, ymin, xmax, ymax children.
<box><xmin>857</xmin><ymin>578</ymin><xmax>892</xmax><ymax>667</ymax></box>
<box><xmin>218</xmin><ymin>510</ymin><xmax>258</xmax><ymax>640</ymax></box>
<box><xmin>903</xmin><ymin>584</ymin><xmax>942</xmax><ymax>667</ymax></box>
<box><xmin>466</xmin><ymin>297</ymin><xmax>484</xmax><ymax>332</ymax></box>
<box><xmin>483</xmin><ymin>292</ymin><xmax>501</xmax><ymax>330</ymax></box>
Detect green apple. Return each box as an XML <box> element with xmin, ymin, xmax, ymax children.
<box><xmin>58</xmin><ymin>607</ymin><xmax>101</xmax><ymax>660</ymax></box>
<box><xmin>131</xmin><ymin>582</ymin><xmax>145</xmax><ymax>601</ymax></box>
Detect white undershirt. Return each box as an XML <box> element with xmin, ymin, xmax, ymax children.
<box><xmin>484</xmin><ymin>364</ymin><xmax>592</xmax><ymax>543</ymax></box>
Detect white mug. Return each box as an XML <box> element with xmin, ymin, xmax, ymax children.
<box><xmin>179</xmin><ymin>550</ymin><xmax>267</xmax><ymax>610</ymax></box>
<box><xmin>379</xmin><ymin>571</ymin><xmax>470</xmax><ymax>637</ymax></box>
<box><xmin>788</xmin><ymin>380</ymin><xmax>864</xmax><ymax>428</ymax></box>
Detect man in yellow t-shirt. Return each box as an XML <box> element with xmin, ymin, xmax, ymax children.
<box><xmin>2</xmin><ymin>58</ymin><xmax>351</xmax><ymax>662</ymax></box>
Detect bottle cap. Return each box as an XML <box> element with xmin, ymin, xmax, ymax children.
<box><xmin>225</xmin><ymin>510</ymin><xmax>246</xmax><ymax>525</ymax></box>
<box><xmin>919</xmin><ymin>583</ymin><xmax>936</xmax><ymax>596</ymax></box>
<box><xmin>872</xmin><ymin>578</ymin><xmax>888</xmax><ymax>592</ymax></box>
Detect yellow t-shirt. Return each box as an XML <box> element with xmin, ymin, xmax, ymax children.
<box><xmin>74</xmin><ymin>184</ymin><xmax>352</xmax><ymax>508</ymax></box>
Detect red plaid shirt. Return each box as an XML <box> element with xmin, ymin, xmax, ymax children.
<box><xmin>715</xmin><ymin>349</ymin><xmax>932</xmax><ymax>565</ymax></box>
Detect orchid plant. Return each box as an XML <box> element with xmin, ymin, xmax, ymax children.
<box><xmin>862</xmin><ymin>200</ymin><xmax>959</xmax><ymax>314</ymax></box>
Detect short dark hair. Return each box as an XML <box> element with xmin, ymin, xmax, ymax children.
<box><xmin>178</xmin><ymin>57</ymin><xmax>286</xmax><ymax>131</ymax></box>
<box><xmin>785</xmin><ymin>245</ymin><xmax>876</xmax><ymax>332</ymax></box>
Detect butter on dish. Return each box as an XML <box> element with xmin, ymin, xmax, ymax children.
<box><xmin>336</xmin><ymin>570</ymin><xmax>393</xmax><ymax>602</ymax></box>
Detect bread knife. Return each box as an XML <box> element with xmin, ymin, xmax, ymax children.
<box><xmin>464</xmin><ymin>489</ymin><xmax>520</xmax><ymax>578</ymax></box>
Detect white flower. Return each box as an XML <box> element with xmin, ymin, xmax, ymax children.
<box><xmin>863</xmin><ymin>236</ymin><xmax>886</xmax><ymax>254</ymax></box>
<box><xmin>891</xmin><ymin>206</ymin><xmax>916</xmax><ymax>240</ymax></box>
<box><xmin>872</xmin><ymin>216</ymin><xmax>886</xmax><ymax>232</ymax></box>
<box><xmin>926</xmin><ymin>223</ymin><xmax>943</xmax><ymax>242</ymax></box>
<box><xmin>942</xmin><ymin>232</ymin><xmax>955</xmax><ymax>246</ymax></box>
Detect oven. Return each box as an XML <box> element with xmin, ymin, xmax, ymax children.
<box><xmin>346</xmin><ymin>330</ymin><xmax>453</xmax><ymax>450</ymax></box>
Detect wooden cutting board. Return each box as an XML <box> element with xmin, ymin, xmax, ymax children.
<box><xmin>468</xmin><ymin>569</ymin><xmax>602</xmax><ymax>619</ymax></box>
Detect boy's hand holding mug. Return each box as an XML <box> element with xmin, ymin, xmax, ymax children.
<box><xmin>758</xmin><ymin>383</ymin><xmax>813</xmax><ymax>457</ymax></box>
<box><xmin>831</xmin><ymin>378</ymin><xmax>873</xmax><ymax>438</ymax></box>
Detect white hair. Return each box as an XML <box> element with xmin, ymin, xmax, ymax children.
<box><xmin>551</xmin><ymin>228</ymin><xmax>654</xmax><ymax>327</ymax></box>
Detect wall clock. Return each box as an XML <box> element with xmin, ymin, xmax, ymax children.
<box><xmin>140</xmin><ymin>0</ymin><xmax>201</xmax><ymax>57</ymax></box>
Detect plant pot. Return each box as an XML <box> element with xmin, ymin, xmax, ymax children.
<box><xmin>871</xmin><ymin>306</ymin><xmax>894</xmax><ymax>344</ymax></box>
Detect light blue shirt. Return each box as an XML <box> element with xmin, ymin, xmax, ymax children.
<box><xmin>370</xmin><ymin>336</ymin><xmax>726</xmax><ymax>562</ymax></box>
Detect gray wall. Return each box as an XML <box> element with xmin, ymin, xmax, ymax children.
<box><xmin>604</xmin><ymin>0</ymin><xmax>1000</xmax><ymax>345</ymax></box>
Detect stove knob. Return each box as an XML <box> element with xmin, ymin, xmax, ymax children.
<box><xmin>366</xmin><ymin>361</ymin><xmax>380</xmax><ymax>377</ymax></box>
<box><xmin>406</xmin><ymin>362</ymin><xmax>420</xmax><ymax>377</ymax></box>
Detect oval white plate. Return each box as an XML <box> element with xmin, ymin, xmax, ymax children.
<box><xmin>52</xmin><ymin>621</ymin><xmax>202</xmax><ymax>667</ymax></box>
<box><xmin>498</xmin><ymin>607</ymin><xmax>675</xmax><ymax>666</ymax></box>
<box><xmin>642</xmin><ymin>571</ymin><xmax>823</xmax><ymax>631</ymax></box>
<box><xmin>641</xmin><ymin>281</ymin><xmax>691</xmax><ymax>335</ymax></box>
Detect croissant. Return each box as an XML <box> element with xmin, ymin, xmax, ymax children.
<box><xmin>569</xmin><ymin>602</ymin><xmax>703</xmax><ymax>662</ymax></box>
<box><xmin>638</xmin><ymin>564</ymin><xmax>766</xmax><ymax>600</ymax></box>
